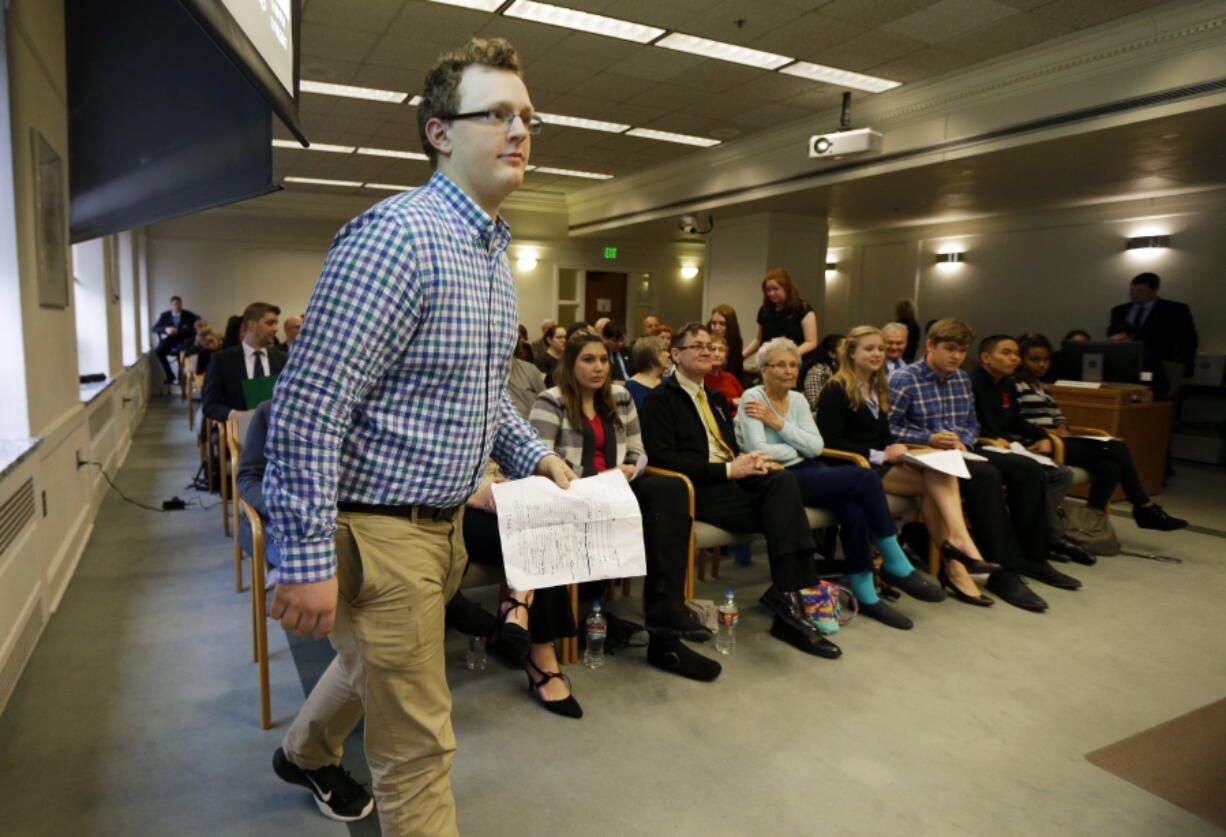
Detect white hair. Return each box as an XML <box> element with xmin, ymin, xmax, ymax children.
<box><xmin>757</xmin><ymin>336</ymin><xmax>800</xmax><ymax>370</ymax></box>
<box><xmin>882</xmin><ymin>322</ymin><xmax>908</xmax><ymax>337</ymax></box>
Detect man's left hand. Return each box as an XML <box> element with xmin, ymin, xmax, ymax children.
<box><xmin>536</xmin><ymin>454</ymin><xmax>577</xmax><ymax>489</ymax></box>
<box><xmin>1029</xmin><ymin>438</ymin><xmax>1054</xmax><ymax>455</ymax></box>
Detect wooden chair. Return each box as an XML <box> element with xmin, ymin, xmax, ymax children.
<box><xmin>239</xmin><ymin>498</ymin><xmax>272</xmax><ymax>729</ymax></box>
<box><xmin>212</xmin><ymin>418</ymin><xmax>234</xmax><ymax>541</ymax></box>
<box><xmin>182</xmin><ymin>354</ymin><xmax>197</xmax><ymax>429</ymax></box>
<box><xmin>226</xmin><ymin>410</ymin><xmax>256</xmax><ymax>593</ymax></box>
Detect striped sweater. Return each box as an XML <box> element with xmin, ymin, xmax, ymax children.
<box><xmin>1015</xmin><ymin>379</ymin><xmax>1067</xmax><ymax>428</ymax></box>
<box><xmin>528</xmin><ymin>384</ymin><xmax>643</xmax><ymax>477</ymax></box>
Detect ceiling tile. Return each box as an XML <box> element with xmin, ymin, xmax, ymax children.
<box><xmin>304</xmin><ymin>0</ymin><xmax>407</xmax><ymax>34</ymax></box>
<box><xmin>545</xmin><ymin>31</ymin><xmax>644</xmax><ymax>67</ymax></box>
<box><xmin>351</xmin><ymin>63</ymin><xmax>423</xmax><ymax>93</ymax></box>
<box><xmin>809</xmin><ymin>29</ymin><xmax>926</xmax><ymax>73</ymax></box>
<box><xmin>868</xmin><ymin>46</ymin><xmax>979</xmax><ymax>82</ymax></box>
<box><xmin>727</xmin><ymin>72</ymin><xmax>816</xmax><ymax>103</ymax></box>
<box><xmin>563</xmin><ymin>72</ymin><xmax>659</xmax><ymax>105</ymax></box>
<box><xmin>994</xmin><ymin>0</ymin><xmax>1050</xmax><ymax>8</ymax></box>
<box><xmin>599</xmin><ymin>0</ymin><xmax>723</xmax><ymax>30</ymax></box>
<box><xmin>385</xmin><ymin>2</ymin><xmax>492</xmax><ymax>43</ymax></box>
<box><xmin>940</xmin><ymin>12</ymin><xmax>1072</xmax><ymax>60</ymax></box>
<box><xmin>883</xmin><ymin>0</ymin><xmax>1019</xmax><ymax>44</ymax></box>
<box><xmin>366</xmin><ymin>35</ymin><xmax>442</xmax><ymax>71</ymax></box>
<box><xmin>678</xmin><ymin>0</ymin><xmax>809</xmax><ymax>44</ymax></box>
<box><xmin>781</xmin><ymin>87</ymin><xmax>847</xmax><ymax>113</ymax></box>
<box><xmin>476</xmin><ymin>16</ymin><xmax>576</xmax><ymax>58</ymax></box>
<box><xmin>818</xmin><ymin>0</ymin><xmax>942</xmax><ymax>29</ymax></box>
<box><xmin>750</xmin><ymin>14</ymin><xmax>865</xmax><ymax>61</ymax></box>
<box><xmin>298</xmin><ymin>57</ymin><xmax>364</xmax><ymax>84</ymax></box>
<box><xmin>608</xmin><ymin>47</ymin><xmax>707</xmax><ymax>83</ymax></box>
<box><xmin>301</xmin><ymin>22</ymin><xmax>382</xmax><ymax>62</ymax></box>
<box><xmin>1033</xmin><ymin>0</ymin><xmax>1171</xmax><ymax>30</ymax></box>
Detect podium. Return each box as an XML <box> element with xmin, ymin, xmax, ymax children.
<box><xmin>1051</xmin><ymin>384</ymin><xmax>1172</xmax><ymax>500</ymax></box>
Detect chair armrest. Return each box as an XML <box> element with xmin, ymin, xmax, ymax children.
<box><xmin>1067</xmin><ymin>425</ymin><xmax>1112</xmax><ymax>437</ymax></box>
<box><xmin>820</xmin><ymin>448</ymin><xmax>870</xmax><ymax>468</ymax></box>
<box><xmin>1045</xmin><ymin>430</ymin><xmax>1066</xmax><ymax>464</ymax></box>
<box><xmin>644</xmin><ymin>466</ymin><xmax>695</xmax><ymax>518</ymax></box>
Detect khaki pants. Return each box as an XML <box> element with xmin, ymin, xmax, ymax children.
<box><xmin>283</xmin><ymin>509</ymin><xmax>467</xmax><ymax>836</ymax></box>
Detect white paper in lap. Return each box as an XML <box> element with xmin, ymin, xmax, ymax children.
<box><xmin>491</xmin><ymin>470</ymin><xmax>647</xmax><ymax>590</ymax></box>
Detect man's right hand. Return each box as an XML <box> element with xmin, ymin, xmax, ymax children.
<box><xmin>928</xmin><ymin>432</ymin><xmax>959</xmax><ymax>450</ymax></box>
<box><xmin>729</xmin><ymin>452</ymin><xmax>769</xmax><ymax>479</ymax></box>
<box><xmin>270</xmin><ymin>577</ymin><xmax>338</xmax><ymax>640</ymax></box>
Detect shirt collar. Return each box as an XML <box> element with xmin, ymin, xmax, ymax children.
<box><xmin>426</xmin><ymin>171</ymin><xmax>512</xmax><ymax>255</ymax></box>
<box><xmin>242</xmin><ymin>341</ymin><xmax>264</xmax><ymax>360</ymax></box>
<box><xmin>675</xmin><ymin>371</ymin><xmax>704</xmax><ymax>399</ymax></box>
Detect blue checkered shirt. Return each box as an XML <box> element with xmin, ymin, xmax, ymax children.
<box><xmin>887</xmin><ymin>360</ymin><xmax>980</xmax><ymax>447</ymax></box>
<box><xmin>264</xmin><ymin>172</ymin><xmax>552</xmax><ymax>583</ymax></box>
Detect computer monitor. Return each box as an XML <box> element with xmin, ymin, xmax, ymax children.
<box><xmin>1059</xmin><ymin>340</ymin><xmax>1144</xmax><ymax>384</ymax></box>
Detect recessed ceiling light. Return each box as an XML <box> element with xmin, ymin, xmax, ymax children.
<box><xmin>357</xmin><ymin>147</ymin><xmax>429</xmax><ymax>160</ymax></box>
<box><xmin>532</xmin><ymin>166</ymin><xmax>614</xmax><ymax>180</ymax></box>
<box><xmin>625</xmin><ymin>128</ymin><xmax>721</xmax><ymax>148</ymax></box>
<box><xmin>536</xmin><ymin>112</ymin><xmax>631</xmax><ymax>133</ymax></box>
<box><xmin>284</xmin><ymin>176</ymin><xmax>363</xmax><ymax>187</ymax></box>
<box><xmin>364</xmin><ymin>183</ymin><xmax>415</xmax><ymax>191</ymax></box>
<box><xmin>300</xmin><ymin>79</ymin><xmax>410</xmax><ymax>104</ymax></box>
<box><xmin>655</xmin><ymin>32</ymin><xmax>791</xmax><ymax>70</ymax></box>
<box><xmin>503</xmin><ymin>0</ymin><xmax>665</xmax><ymax>43</ymax></box>
<box><xmin>422</xmin><ymin>0</ymin><xmax>505</xmax><ymax>10</ymax></box>
<box><xmin>779</xmin><ymin>61</ymin><xmax>899</xmax><ymax>93</ymax></box>
<box><xmin>273</xmin><ymin>139</ymin><xmax>355</xmax><ymax>153</ymax></box>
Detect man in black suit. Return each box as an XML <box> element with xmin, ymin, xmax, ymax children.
<box><xmin>602</xmin><ymin>320</ymin><xmax>632</xmax><ymax>381</ymax></box>
<box><xmin>152</xmin><ymin>296</ymin><xmax>199</xmax><ymax>384</ymax></box>
<box><xmin>1107</xmin><ymin>272</ymin><xmax>1197</xmax><ymax>398</ymax></box>
<box><xmin>202</xmin><ymin>302</ymin><xmax>285</xmax><ymax>422</ymax></box>
<box><xmin>640</xmin><ymin>321</ymin><xmax>840</xmax><ymax>659</ymax></box>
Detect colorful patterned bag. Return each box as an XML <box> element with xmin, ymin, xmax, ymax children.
<box><xmin>799</xmin><ymin>581</ymin><xmax>858</xmax><ymax>635</ymax></box>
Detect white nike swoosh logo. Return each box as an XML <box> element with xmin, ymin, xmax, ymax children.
<box><xmin>306</xmin><ymin>776</ymin><xmax>332</xmax><ymax>802</ymax></box>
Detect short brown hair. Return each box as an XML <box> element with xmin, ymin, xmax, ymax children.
<box><xmin>418</xmin><ymin>38</ymin><xmax>522</xmax><ymax>166</ymax></box>
<box><xmin>926</xmin><ymin>317</ymin><xmax>973</xmax><ymax>348</ymax></box>
<box><xmin>670</xmin><ymin>321</ymin><xmax>707</xmax><ymax>351</ymax></box>
<box><xmin>241</xmin><ymin>302</ymin><xmax>280</xmax><ymax>325</ymax></box>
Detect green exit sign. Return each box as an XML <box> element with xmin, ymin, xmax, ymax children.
<box><xmin>603</xmin><ymin>247</ymin><xmax>618</xmax><ymax>259</ymax></box>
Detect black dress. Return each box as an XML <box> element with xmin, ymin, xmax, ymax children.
<box><xmin>758</xmin><ymin>301</ymin><xmax>817</xmax><ymax>371</ymax></box>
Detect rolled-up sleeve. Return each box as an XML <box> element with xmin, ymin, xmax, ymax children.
<box><xmin>494</xmin><ymin>391</ymin><xmax>552</xmax><ymax>478</ymax></box>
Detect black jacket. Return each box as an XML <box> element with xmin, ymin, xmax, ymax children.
<box><xmin>816</xmin><ymin>381</ymin><xmax>891</xmax><ymax>459</ymax></box>
<box><xmin>971</xmin><ymin>367</ymin><xmax>1046</xmax><ymax>445</ymax></box>
<box><xmin>201</xmin><ymin>343</ymin><xmax>287</xmax><ymax>422</ymax></box>
<box><xmin>152</xmin><ymin>309</ymin><xmax>199</xmax><ymax>343</ymax></box>
<box><xmin>1107</xmin><ymin>297</ymin><xmax>1198</xmax><ymax>373</ymax></box>
<box><xmin>640</xmin><ymin>373</ymin><xmax>736</xmax><ymax>486</ymax></box>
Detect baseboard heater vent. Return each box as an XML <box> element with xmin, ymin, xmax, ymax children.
<box><xmin>89</xmin><ymin>398</ymin><xmax>114</xmax><ymax>439</ymax></box>
<box><xmin>0</xmin><ymin>478</ymin><xmax>35</xmax><ymax>558</ymax></box>
<box><xmin>0</xmin><ymin>596</ymin><xmax>47</xmax><ymax>717</ymax></box>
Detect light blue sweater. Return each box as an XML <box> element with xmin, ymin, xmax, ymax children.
<box><xmin>733</xmin><ymin>386</ymin><xmax>825</xmax><ymax>467</ymax></box>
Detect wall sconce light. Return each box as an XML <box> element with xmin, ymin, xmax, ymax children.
<box><xmin>680</xmin><ymin>265</ymin><xmax>699</xmax><ymax>280</ymax></box>
<box><xmin>516</xmin><ymin>254</ymin><xmax>538</xmax><ymax>271</ymax></box>
<box><xmin>825</xmin><ymin>261</ymin><xmax>837</xmax><ymax>271</ymax></box>
<box><xmin>934</xmin><ymin>252</ymin><xmax>964</xmax><ymax>264</ymax></box>
<box><xmin>1125</xmin><ymin>235</ymin><xmax>1170</xmax><ymax>251</ymax></box>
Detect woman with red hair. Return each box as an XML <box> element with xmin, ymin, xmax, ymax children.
<box><xmin>742</xmin><ymin>268</ymin><xmax>819</xmax><ymax>378</ymax></box>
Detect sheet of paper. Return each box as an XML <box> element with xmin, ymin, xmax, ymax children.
<box><xmin>1053</xmin><ymin>379</ymin><xmax>1101</xmax><ymax>389</ymax></box>
<box><xmin>961</xmin><ymin>450</ymin><xmax>989</xmax><ymax>462</ymax></box>
<box><xmin>630</xmin><ymin>452</ymin><xmax>648</xmax><ymax>481</ymax></box>
<box><xmin>491</xmin><ymin>469</ymin><xmax>647</xmax><ymax>590</ymax></box>
<box><xmin>1008</xmin><ymin>440</ymin><xmax>1057</xmax><ymax>467</ymax></box>
<box><xmin>1076</xmin><ymin>435</ymin><xmax>1120</xmax><ymax>443</ymax></box>
<box><xmin>901</xmin><ymin>449</ymin><xmax>970</xmax><ymax>479</ymax></box>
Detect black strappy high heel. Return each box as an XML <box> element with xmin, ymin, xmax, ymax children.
<box><xmin>525</xmin><ymin>655</ymin><xmax>583</xmax><ymax>719</ymax></box>
<box><xmin>940</xmin><ymin>541</ymin><xmax>1001</xmax><ymax>576</ymax></box>
<box><xmin>493</xmin><ymin>598</ymin><xmax>533</xmax><ymax>666</ymax></box>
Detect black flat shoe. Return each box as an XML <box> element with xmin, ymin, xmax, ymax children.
<box><xmin>647</xmin><ymin>637</ymin><xmax>722</xmax><ymax>681</ymax></box>
<box><xmin>769</xmin><ymin>617</ymin><xmax>842</xmax><ymax>658</ymax></box>
<box><xmin>938</xmin><ymin>564</ymin><xmax>994</xmax><ymax>607</ymax></box>
<box><xmin>1019</xmin><ymin>561</ymin><xmax>1082</xmax><ymax>590</ymax></box>
<box><xmin>940</xmin><ymin>541</ymin><xmax>1001</xmax><ymax>575</ymax></box>
<box><xmin>1133</xmin><ymin>503</ymin><xmax>1188</xmax><ymax>531</ymax></box>
<box><xmin>985</xmin><ymin>570</ymin><xmax>1048</xmax><ymax>612</ymax></box>
<box><xmin>879</xmin><ymin>568</ymin><xmax>947</xmax><ymax>603</ymax></box>
<box><xmin>645</xmin><ymin>603</ymin><xmax>713</xmax><ymax>643</ymax></box>
<box><xmin>860</xmin><ymin>600</ymin><xmax>914</xmax><ymax>630</ymax></box>
<box><xmin>525</xmin><ymin>656</ymin><xmax>583</xmax><ymax>719</ymax></box>
<box><xmin>493</xmin><ymin>597</ymin><xmax>533</xmax><ymax>666</ymax></box>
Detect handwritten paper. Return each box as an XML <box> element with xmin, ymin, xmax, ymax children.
<box><xmin>491</xmin><ymin>469</ymin><xmax>647</xmax><ymax>590</ymax></box>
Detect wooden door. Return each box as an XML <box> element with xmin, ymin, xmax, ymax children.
<box><xmin>584</xmin><ymin>271</ymin><xmax>627</xmax><ymax>326</ymax></box>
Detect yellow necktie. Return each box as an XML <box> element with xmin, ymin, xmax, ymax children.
<box><xmin>696</xmin><ymin>388</ymin><xmax>735</xmax><ymax>462</ymax></box>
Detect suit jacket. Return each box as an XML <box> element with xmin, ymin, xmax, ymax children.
<box><xmin>152</xmin><ymin>309</ymin><xmax>199</xmax><ymax>343</ymax></box>
<box><xmin>1107</xmin><ymin>297</ymin><xmax>1198</xmax><ymax>372</ymax></box>
<box><xmin>640</xmin><ymin>373</ymin><xmax>737</xmax><ymax>486</ymax></box>
<box><xmin>609</xmin><ymin>347</ymin><xmax>632</xmax><ymax>381</ymax></box>
<box><xmin>201</xmin><ymin>343</ymin><xmax>286</xmax><ymax>422</ymax></box>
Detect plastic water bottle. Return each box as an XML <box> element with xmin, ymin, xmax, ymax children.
<box><xmin>715</xmin><ymin>589</ymin><xmax>738</xmax><ymax>655</ymax></box>
<box><xmin>464</xmin><ymin>636</ymin><xmax>487</xmax><ymax>671</ymax></box>
<box><xmin>583</xmin><ymin>601</ymin><xmax>607</xmax><ymax>669</ymax></box>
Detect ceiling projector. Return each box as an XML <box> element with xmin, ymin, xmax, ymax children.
<box><xmin>808</xmin><ymin>128</ymin><xmax>882</xmax><ymax>159</ymax></box>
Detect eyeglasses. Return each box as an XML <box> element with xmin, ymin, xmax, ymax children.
<box><xmin>676</xmin><ymin>343</ymin><xmax>713</xmax><ymax>353</ymax></box>
<box><xmin>765</xmin><ymin>361</ymin><xmax>800</xmax><ymax>369</ymax></box>
<box><xmin>445</xmin><ymin>108</ymin><xmax>543</xmax><ymax>135</ymax></box>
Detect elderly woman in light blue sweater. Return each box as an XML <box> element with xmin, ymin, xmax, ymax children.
<box><xmin>735</xmin><ymin>337</ymin><xmax>945</xmax><ymax>629</ymax></box>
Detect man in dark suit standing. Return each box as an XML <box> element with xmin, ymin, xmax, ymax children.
<box><xmin>152</xmin><ymin>296</ymin><xmax>199</xmax><ymax>384</ymax></box>
<box><xmin>602</xmin><ymin>320</ymin><xmax>632</xmax><ymax>381</ymax></box>
<box><xmin>1107</xmin><ymin>272</ymin><xmax>1197</xmax><ymax>398</ymax></box>
<box><xmin>202</xmin><ymin>301</ymin><xmax>285</xmax><ymax>421</ymax></box>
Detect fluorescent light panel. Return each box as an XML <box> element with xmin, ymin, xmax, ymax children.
<box><xmin>284</xmin><ymin>176</ymin><xmax>363</xmax><ymax>187</ymax></box>
<box><xmin>779</xmin><ymin>61</ymin><xmax>899</xmax><ymax>93</ymax></box>
<box><xmin>364</xmin><ymin>183</ymin><xmax>415</xmax><ymax>191</ymax></box>
<box><xmin>357</xmin><ymin>147</ymin><xmax>429</xmax><ymax>160</ymax></box>
<box><xmin>537</xmin><ymin>112</ymin><xmax>630</xmax><ymax>133</ymax></box>
<box><xmin>273</xmin><ymin>139</ymin><xmax>354</xmax><ymax>153</ymax></box>
<box><xmin>532</xmin><ymin>166</ymin><xmax>613</xmax><ymax>180</ymax></box>
<box><xmin>300</xmin><ymin>79</ymin><xmax>409</xmax><ymax>104</ymax></box>
<box><xmin>503</xmin><ymin>0</ymin><xmax>664</xmax><ymax>43</ymax></box>
<box><xmin>422</xmin><ymin>0</ymin><xmax>504</xmax><ymax>10</ymax></box>
<box><xmin>655</xmin><ymin>32</ymin><xmax>791</xmax><ymax>70</ymax></box>
<box><xmin>625</xmin><ymin>128</ymin><xmax>720</xmax><ymax>148</ymax></box>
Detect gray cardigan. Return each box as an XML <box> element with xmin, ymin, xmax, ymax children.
<box><xmin>528</xmin><ymin>384</ymin><xmax>643</xmax><ymax>476</ymax></box>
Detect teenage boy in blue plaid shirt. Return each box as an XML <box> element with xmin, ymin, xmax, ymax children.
<box><xmin>264</xmin><ymin>39</ymin><xmax>573</xmax><ymax>835</ymax></box>
<box><xmin>888</xmin><ymin>318</ymin><xmax>1081</xmax><ymax>613</ymax></box>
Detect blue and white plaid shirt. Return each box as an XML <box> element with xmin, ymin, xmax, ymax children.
<box><xmin>264</xmin><ymin>172</ymin><xmax>553</xmax><ymax>583</ymax></box>
<box><xmin>887</xmin><ymin>359</ymin><xmax>980</xmax><ymax>447</ymax></box>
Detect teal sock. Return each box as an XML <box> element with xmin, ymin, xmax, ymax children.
<box><xmin>875</xmin><ymin>536</ymin><xmax>914</xmax><ymax>578</ymax></box>
<box><xmin>847</xmin><ymin>570</ymin><xmax>879</xmax><ymax>605</ymax></box>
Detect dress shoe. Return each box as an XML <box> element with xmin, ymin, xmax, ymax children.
<box><xmin>1052</xmin><ymin>539</ymin><xmax>1097</xmax><ymax>566</ymax></box>
<box><xmin>939</xmin><ymin>541</ymin><xmax>1001</xmax><ymax>575</ymax></box>
<box><xmin>1133</xmin><ymin>503</ymin><xmax>1188</xmax><ymax>531</ymax></box>
<box><xmin>879</xmin><ymin>568</ymin><xmax>947</xmax><ymax>603</ymax></box>
<box><xmin>444</xmin><ymin>590</ymin><xmax>498</xmax><ymax>637</ymax></box>
<box><xmin>492</xmin><ymin>598</ymin><xmax>533</xmax><ymax>666</ymax></box>
<box><xmin>938</xmin><ymin>564</ymin><xmax>994</xmax><ymax>607</ymax></box>
<box><xmin>985</xmin><ymin>570</ymin><xmax>1048</xmax><ymax>612</ymax></box>
<box><xmin>860</xmin><ymin>600</ymin><xmax>913</xmax><ymax>630</ymax></box>
<box><xmin>759</xmin><ymin>586</ymin><xmax>818</xmax><ymax>638</ymax></box>
<box><xmin>647</xmin><ymin>637</ymin><xmax>722</xmax><ymax>681</ymax></box>
<box><xmin>1019</xmin><ymin>561</ymin><xmax>1082</xmax><ymax>590</ymax></box>
<box><xmin>525</xmin><ymin>657</ymin><xmax>583</xmax><ymax>719</ymax></box>
<box><xmin>645</xmin><ymin>603</ymin><xmax>713</xmax><ymax>643</ymax></box>
<box><xmin>769</xmin><ymin>617</ymin><xmax>842</xmax><ymax>658</ymax></box>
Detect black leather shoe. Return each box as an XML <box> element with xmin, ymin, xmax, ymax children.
<box><xmin>759</xmin><ymin>586</ymin><xmax>816</xmax><ymax>637</ymax></box>
<box><xmin>645</xmin><ymin>603</ymin><xmax>713</xmax><ymax>643</ymax></box>
<box><xmin>769</xmin><ymin>617</ymin><xmax>842</xmax><ymax>658</ymax></box>
<box><xmin>444</xmin><ymin>591</ymin><xmax>498</xmax><ymax>637</ymax></box>
<box><xmin>860</xmin><ymin>600</ymin><xmax>913</xmax><ymax>630</ymax></box>
<box><xmin>880</xmin><ymin>569</ymin><xmax>947</xmax><ymax>603</ymax></box>
<box><xmin>647</xmin><ymin>637</ymin><xmax>722</xmax><ymax>681</ymax></box>
<box><xmin>1053</xmin><ymin>539</ymin><xmax>1097</xmax><ymax>566</ymax></box>
<box><xmin>985</xmin><ymin>570</ymin><xmax>1048</xmax><ymax>612</ymax></box>
<box><xmin>1133</xmin><ymin>503</ymin><xmax>1188</xmax><ymax>531</ymax></box>
<box><xmin>938</xmin><ymin>565</ymin><xmax>994</xmax><ymax>607</ymax></box>
<box><xmin>1019</xmin><ymin>561</ymin><xmax>1082</xmax><ymax>590</ymax></box>
<box><xmin>939</xmin><ymin>541</ymin><xmax>1001</xmax><ymax>575</ymax></box>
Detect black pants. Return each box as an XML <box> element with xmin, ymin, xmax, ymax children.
<box><xmin>1064</xmin><ymin>437</ymin><xmax>1149</xmax><ymax>509</ymax></box>
<box><xmin>628</xmin><ymin>472</ymin><xmax>691</xmax><ymax>616</ymax></box>
<box><xmin>155</xmin><ymin>335</ymin><xmax>190</xmax><ymax>382</ymax></box>
<box><xmin>694</xmin><ymin>468</ymin><xmax>817</xmax><ymax>591</ymax></box>
<box><xmin>959</xmin><ymin>456</ymin><xmax>1049</xmax><ymax>569</ymax></box>
<box><xmin>787</xmin><ymin>460</ymin><xmax>895</xmax><ymax>574</ymax></box>
<box><xmin>462</xmin><ymin>508</ymin><xmax>576</xmax><ymax>643</ymax></box>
